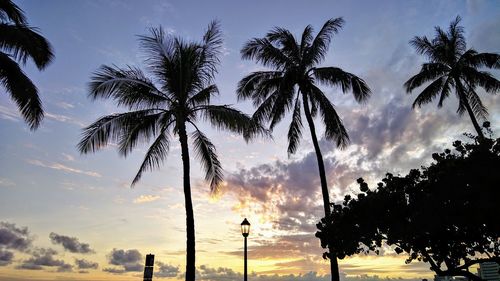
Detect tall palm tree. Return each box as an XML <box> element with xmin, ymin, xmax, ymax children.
<box><xmin>78</xmin><ymin>22</ymin><xmax>264</xmax><ymax>281</ymax></box>
<box><xmin>405</xmin><ymin>16</ymin><xmax>499</xmax><ymax>140</ymax></box>
<box><xmin>0</xmin><ymin>0</ymin><xmax>54</xmax><ymax>130</ymax></box>
<box><xmin>237</xmin><ymin>18</ymin><xmax>371</xmax><ymax>281</ymax></box>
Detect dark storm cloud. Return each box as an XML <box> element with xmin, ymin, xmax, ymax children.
<box><xmin>75</xmin><ymin>258</ymin><xmax>98</xmax><ymax>269</ymax></box>
<box><xmin>155</xmin><ymin>261</ymin><xmax>180</xmax><ymax>278</ymax></box>
<box><xmin>0</xmin><ymin>249</ymin><xmax>14</xmax><ymax>266</ymax></box>
<box><xmin>16</xmin><ymin>248</ymin><xmax>72</xmax><ymax>272</ymax></box>
<box><xmin>49</xmin><ymin>232</ymin><xmax>94</xmax><ymax>254</ymax></box>
<box><xmin>103</xmin><ymin>248</ymin><xmax>142</xmax><ymax>274</ymax></box>
<box><xmin>0</xmin><ymin>222</ymin><xmax>32</xmax><ymax>251</ymax></box>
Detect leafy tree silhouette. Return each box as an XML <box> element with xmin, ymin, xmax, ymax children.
<box><xmin>316</xmin><ymin>126</ymin><xmax>500</xmax><ymax>280</ymax></box>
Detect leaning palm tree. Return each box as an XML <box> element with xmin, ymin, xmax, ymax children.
<box><xmin>0</xmin><ymin>0</ymin><xmax>54</xmax><ymax>130</ymax></box>
<box><xmin>237</xmin><ymin>18</ymin><xmax>371</xmax><ymax>281</ymax></box>
<box><xmin>78</xmin><ymin>22</ymin><xmax>264</xmax><ymax>281</ymax></box>
<box><xmin>405</xmin><ymin>16</ymin><xmax>499</xmax><ymax>140</ymax></box>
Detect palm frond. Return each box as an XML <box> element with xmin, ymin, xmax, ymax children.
<box><xmin>300</xmin><ymin>25</ymin><xmax>313</xmax><ymax>55</ymax></box>
<box><xmin>463</xmin><ymin>51</ymin><xmax>500</xmax><ymax>69</ymax></box>
<box><xmin>307</xmin><ymin>85</ymin><xmax>349</xmax><ymax>148</ymax></box>
<box><xmin>118</xmin><ymin>112</ymin><xmax>170</xmax><ymax>157</ymax></box>
<box><xmin>132</xmin><ymin>129</ymin><xmax>170</xmax><ymax>186</ymax></box>
<box><xmin>412</xmin><ymin>76</ymin><xmax>446</xmax><ymax>108</ymax></box>
<box><xmin>0</xmin><ymin>0</ymin><xmax>26</xmax><ymax>25</ymax></box>
<box><xmin>410</xmin><ymin>36</ymin><xmax>437</xmax><ymax>61</ymax></box>
<box><xmin>465</xmin><ymin>89</ymin><xmax>488</xmax><ymax>120</ymax></box>
<box><xmin>188</xmin><ymin>84</ymin><xmax>218</xmax><ymax>107</ymax></box>
<box><xmin>198</xmin><ymin>105</ymin><xmax>268</xmax><ymax>140</ymax></box>
<box><xmin>0</xmin><ymin>52</ymin><xmax>42</xmax><ymax>130</ymax></box>
<box><xmin>305</xmin><ymin>17</ymin><xmax>344</xmax><ymax>66</ymax></box>
<box><xmin>191</xmin><ymin>128</ymin><xmax>223</xmax><ymax>193</ymax></box>
<box><xmin>199</xmin><ymin>20</ymin><xmax>223</xmax><ymax>81</ymax></box>
<box><xmin>77</xmin><ymin>109</ymin><xmax>162</xmax><ymax>154</ymax></box>
<box><xmin>269</xmin><ymin>82</ymin><xmax>295</xmax><ymax>130</ymax></box>
<box><xmin>404</xmin><ymin>63</ymin><xmax>450</xmax><ymax>92</ymax></box>
<box><xmin>241</xmin><ymin>38</ymin><xmax>292</xmax><ymax>70</ymax></box>
<box><xmin>251</xmin><ymin>91</ymin><xmax>279</xmax><ymax>124</ymax></box>
<box><xmin>236</xmin><ymin>71</ymin><xmax>283</xmax><ymax>103</ymax></box>
<box><xmin>0</xmin><ymin>23</ymin><xmax>54</xmax><ymax>69</ymax></box>
<box><xmin>437</xmin><ymin>76</ymin><xmax>454</xmax><ymax>107</ymax></box>
<box><xmin>266</xmin><ymin>27</ymin><xmax>300</xmax><ymax>63</ymax></box>
<box><xmin>138</xmin><ymin>26</ymin><xmax>176</xmax><ymax>81</ymax></box>
<box><xmin>89</xmin><ymin>65</ymin><xmax>168</xmax><ymax>109</ymax></box>
<box><xmin>287</xmin><ymin>95</ymin><xmax>303</xmax><ymax>156</ymax></box>
<box><xmin>462</xmin><ymin>67</ymin><xmax>500</xmax><ymax>94</ymax></box>
<box><xmin>313</xmin><ymin>67</ymin><xmax>371</xmax><ymax>102</ymax></box>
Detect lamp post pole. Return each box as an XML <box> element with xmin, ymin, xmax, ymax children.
<box><xmin>241</xmin><ymin>218</ymin><xmax>250</xmax><ymax>281</ymax></box>
<box><xmin>244</xmin><ymin>235</ymin><xmax>247</xmax><ymax>281</ymax></box>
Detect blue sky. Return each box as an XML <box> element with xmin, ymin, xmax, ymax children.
<box><xmin>0</xmin><ymin>0</ymin><xmax>499</xmax><ymax>280</ymax></box>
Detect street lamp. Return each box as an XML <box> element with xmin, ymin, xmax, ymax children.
<box><xmin>241</xmin><ymin>218</ymin><xmax>250</xmax><ymax>281</ymax></box>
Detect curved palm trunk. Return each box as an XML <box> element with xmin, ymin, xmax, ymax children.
<box><xmin>456</xmin><ymin>80</ymin><xmax>485</xmax><ymax>141</ymax></box>
<box><xmin>302</xmin><ymin>93</ymin><xmax>340</xmax><ymax>281</ymax></box>
<box><xmin>178</xmin><ymin>122</ymin><xmax>196</xmax><ymax>281</ymax></box>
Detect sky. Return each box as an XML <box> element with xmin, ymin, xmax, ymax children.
<box><xmin>0</xmin><ymin>0</ymin><xmax>499</xmax><ymax>280</ymax></box>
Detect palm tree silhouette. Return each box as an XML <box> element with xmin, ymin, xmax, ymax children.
<box><xmin>78</xmin><ymin>21</ymin><xmax>264</xmax><ymax>281</ymax></box>
<box><xmin>405</xmin><ymin>16</ymin><xmax>499</xmax><ymax>140</ymax></box>
<box><xmin>0</xmin><ymin>0</ymin><xmax>54</xmax><ymax>130</ymax></box>
<box><xmin>237</xmin><ymin>18</ymin><xmax>371</xmax><ymax>281</ymax></box>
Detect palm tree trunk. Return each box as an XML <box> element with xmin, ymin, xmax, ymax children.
<box><xmin>178</xmin><ymin>122</ymin><xmax>196</xmax><ymax>281</ymax></box>
<box><xmin>301</xmin><ymin>93</ymin><xmax>340</xmax><ymax>281</ymax></box>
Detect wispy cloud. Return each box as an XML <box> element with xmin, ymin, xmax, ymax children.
<box><xmin>133</xmin><ymin>195</ymin><xmax>161</xmax><ymax>204</ymax></box>
<box><xmin>45</xmin><ymin>112</ymin><xmax>85</xmax><ymax>127</ymax></box>
<box><xmin>55</xmin><ymin>101</ymin><xmax>75</xmax><ymax>110</ymax></box>
<box><xmin>0</xmin><ymin>178</ymin><xmax>15</xmax><ymax>187</ymax></box>
<box><xmin>27</xmin><ymin>159</ymin><xmax>101</xmax><ymax>178</ymax></box>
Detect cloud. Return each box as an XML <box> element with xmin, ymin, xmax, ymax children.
<box><xmin>0</xmin><ymin>249</ymin><xmax>14</xmax><ymax>266</ymax></box>
<box><xmin>0</xmin><ymin>177</ymin><xmax>15</xmax><ymax>187</ymax></box>
<box><xmin>55</xmin><ymin>101</ymin><xmax>75</xmax><ymax>110</ymax></box>
<box><xmin>155</xmin><ymin>262</ymin><xmax>180</xmax><ymax>278</ymax></box>
<box><xmin>75</xmin><ymin>258</ymin><xmax>98</xmax><ymax>269</ymax></box>
<box><xmin>45</xmin><ymin>112</ymin><xmax>85</xmax><ymax>127</ymax></box>
<box><xmin>0</xmin><ymin>105</ymin><xmax>21</xmax><ymax>122</ymax></box>
<box><xmin>17</xmin><ymin>248</ymin><xmax>72</xmax><ymax>272</ymax></box>
<box><xmin>0</xmin><ymin>222</ymin><xmax>32</xmax><ymax>251</ymax></box>
<box><xmin>133</xmin><ymin>195</ymin><xmax>161</xmax><ymax>204</ymax></box>
<box><xmin>27</xmin><ymin>159</ymin><xmax>102</xmax><ymax>178</ymax></box>
<box><xmin>49</xmin><ymin>233</ymin><xmax>94</xmax><ymax>254</ymax></box>
<box><xmin>104</xmin><ymin>248</ymin><xmax>143</xmax><ymax>274</ymax></box>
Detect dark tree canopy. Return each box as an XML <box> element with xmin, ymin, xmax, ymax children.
<box><xmin>316</xmin><ymin>129</ymin><xmax>500</xmax><ymax>280</ymax></box>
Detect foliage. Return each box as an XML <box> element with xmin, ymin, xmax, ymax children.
<box><xmin>316</xmin><ymin>131</ymin><xmax>500</xmax><ymax>280</ymax></box>
<box><xmin>405</xmin><ymin>16</ymin><xmax>500</xmax><ymax>139</ymax></box>
<box><xmin>0</xmin><ymin>0</ymin><xmax>54</xmax><ymax>130</ymax></box>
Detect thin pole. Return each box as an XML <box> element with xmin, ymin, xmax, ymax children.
<box><xmin>244</xmin><ymin>236</ymin><xmax>248</xmax><ymax>281</ymax></box>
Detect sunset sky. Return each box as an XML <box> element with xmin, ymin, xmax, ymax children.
<box><xmin>1</xmin><ymin>0</ymin><xmax>499</xmax><ymax>280</ymax></box>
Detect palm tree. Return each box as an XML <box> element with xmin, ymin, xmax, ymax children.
<box><xmin>78</xmin><ymin>22</ymin><xmax>264</xmax><ymax>281</ymax></box>
<box><xmin>405</xmin><ymin>16</ymin><xmax>499</xmax><ymax>140</ymax></box>
<box><xmin>237</xmin><ymin>18</ymin><xmax>371</xmax><ymax>281</ymax></box>
<box><xmin>0</xmin><ymin>0</ymin><xmax>54</xmax><ymax>130</ymax></box>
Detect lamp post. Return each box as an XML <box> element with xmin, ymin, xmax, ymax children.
<box><xmin>241</xmin><ymin>218</ymin><xmax>250</xmax><ymax>281</ymax></box>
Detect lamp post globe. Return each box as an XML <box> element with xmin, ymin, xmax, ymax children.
<box><xmin>241</xmin><ymin>218</ymin><xmax>250</xmax><ymax>237</ymax></box>
<box><xmin>241</xmin><ymin>218</ymin><xmax>250</xmax><ymax>281</ymax></box>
